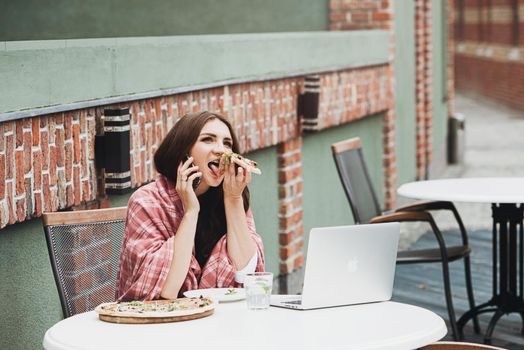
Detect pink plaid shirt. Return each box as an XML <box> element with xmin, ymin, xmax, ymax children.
<box><xmin>115</xmin><ymin>175</ymin><xmax>265</xmax><ymax>301</ymax></box>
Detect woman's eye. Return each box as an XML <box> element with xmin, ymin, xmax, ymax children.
<box><xmin>201</xmin><ymin>137</ymin><xmax>213</xmax><ymax>142</ymax></box>
<box><xmin>224</xmin><ymin>142</ymin><xmax>233</xmax><ymax>149</ymax></box>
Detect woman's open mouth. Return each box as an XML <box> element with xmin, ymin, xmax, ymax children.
<box><xmin>207</xmin><ymin>159</ymin><xmax>221</xmax><ymax>177</ymax></box>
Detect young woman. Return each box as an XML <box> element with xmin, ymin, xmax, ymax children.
<box><xmin>116</xmin><ymin>111</ymin><xmax>265</xmax><ymax>301</ymax></box>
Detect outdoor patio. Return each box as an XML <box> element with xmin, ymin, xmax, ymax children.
<box><xmin>392</xmin><ymin>93</ymin><xmax>524</xmax><ymax>349</ymax></box>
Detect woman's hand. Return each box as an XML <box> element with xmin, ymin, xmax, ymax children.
<box><xmin>176</xmin><ymin>157</ymin><xmax>201</xmax><ymax>214</ymax></box>
<box><xmin>223</xmin><ymin>158</ymin><xmax>251</xmax><ymax>200</ymax></box>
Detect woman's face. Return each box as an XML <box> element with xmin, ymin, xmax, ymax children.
<box><xmin>189</xmin><ymin>118</ymin><xmax>233</xmax><ymax>194</ymax></box>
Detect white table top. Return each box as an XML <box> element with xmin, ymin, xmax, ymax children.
<box><xmin>398</xmin><ymin>177</ymin><xmax>524</xmax><ymax>204</ymax></box>
<box><xmin>43</xmin><ymin>300</ymin><xmax>446</xmax><ymax>350</ymax></box>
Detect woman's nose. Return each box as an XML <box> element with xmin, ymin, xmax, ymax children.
<box><xmin>213</xmin><ymin>143</ymin><xmax>227</xmax><ymax>153</ymax></box>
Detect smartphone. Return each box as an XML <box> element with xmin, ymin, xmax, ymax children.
<box><xmin>185</xmin><ymin>156</ymin><xmax>201</xmax><ymax>190</ymax></box>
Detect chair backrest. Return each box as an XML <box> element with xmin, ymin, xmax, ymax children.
<box><xmin>421</xmin><ymin>341</ymin><xmax>507</xmax><ymax>350</ymax></box>
<box><xmin>43</xmin><ymin>207</ymin><xmax>127</xmax><ymax>318</ymax></box>
<box><xmin>331</xmin><ymin>137</ymin><xmax>382</xmax><ymax>224</ymax></box>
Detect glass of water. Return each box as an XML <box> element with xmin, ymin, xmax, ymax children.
<box><xmin>244</xmin><ymin>272</ymin><xmax>273</xmax><ymax>310</ymax></box>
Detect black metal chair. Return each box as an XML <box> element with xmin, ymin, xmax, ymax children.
<box><xmin>421</xmin><ymin>341</ymin><xmax>507</xmax><ymax>350</ymax></box>
<box><xmin>43</xmin><ymin>207</ymin><xmax>127</xmax><ymax>318</ymax></box>
<box><xmin>331</xmin><ymin>137</ymin><xmax>479</xmax><ymax>340</ymax></box>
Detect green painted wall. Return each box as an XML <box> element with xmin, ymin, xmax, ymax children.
<box><xmin>1</xmin><ymin>0</ymin><xmax>329</xmax><ymax>41</ymax></box>
<box><xmin>2</xmin><ymin>31</ymin><xmax>390</xmax><ymax>117</ymax></box>
<box><xmin>301</xmin><ymin>114</ymin><xmax>384</xmax><ymax>252</ymax></box>
<box><xmin>0</xmin><ymin>219</ymin><xmax>62</xmax><ymax>350</ymax></box>
<box><xmin>393</xmin><ymin>0</ymin><xmax>417</xmax><ymax>185</ymax></box>
<box><xmin>246</xmin><ymin>147</ymin><xmax>279</xmax><ymax>275</ymax></box>
<box><xmin>431</xmin><ymin>0</ymin><xmax>449</xmax><ymax>160</ymax></box>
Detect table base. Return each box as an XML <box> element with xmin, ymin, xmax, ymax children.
<box><xmin>458</xmin><ymin>203</ymin><xmax>524</xmax><ymax>344</ymax></box>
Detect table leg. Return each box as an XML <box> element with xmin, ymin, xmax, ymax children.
<box><xmin>457</xmin><ymin>203</ymin><xmax>524</xmax><ymax>342</ymax></box>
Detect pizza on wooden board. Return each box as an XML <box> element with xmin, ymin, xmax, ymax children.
<box><xmin>218</xmin><ymin>150</ymin><xmax>262</xmax><ymax>175</ymax></box>
<box><xmin>95</xmin><ymin>297</ymin><xmax>216</xmax><ymax>323</ymax></box>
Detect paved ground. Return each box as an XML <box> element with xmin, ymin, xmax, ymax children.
<box><xmin>393</xmin><ymin>93</ymin><xmax>524</xmax><ymax>348</ymax></box>
<box><xmin>441</xmin><ymin>93</ymin><xmax>524</xmax><ymax>227</ymax></box>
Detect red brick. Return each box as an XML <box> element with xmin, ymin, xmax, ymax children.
<box><xmin>49</xmin><ymin>147</ymin><xmax>57</xmax><ymax>186</ymax></box>
<box><xmin>0</xmin><ymin>155</ymin><xmax>4</xmax><ymax>199</ymax></box>
<box><xmin>64</xmin><ymin>114</ymin><xmax>72</xmax><ymax>139</ymax></box>
<box><xmin>6</xmin><ymin>182</ymin><xmax>14</xmax><ymax>225</ymax></box>
<box><xmin>0</xmin><ymin>124</ymin><xmax>4</xmax><ymax>153</ymax></box>
<box><xmin>71</xmin><ymin>295</ymin><xmax>88</xmax><ymax>315</ymax></box>
<box><xmin>33</xmin><ymin>151</ymin><xmax>41</xmax><ymax>191</ymax></box>
<box><xmin>15</xmin><ymin>150</ymin><xmax>23</xmax><ymax>195</ymax></box>
<box><xmin>42</xmin><ymin>174</ymin><xmax>51</xmax><ymax>212</ymax></box>
<box><xmin>81</xmin><ymin>139</ymin><xmax>87</xmax><ymax>177</ymax></box>
<box><xmin>32</xmin><ymin>118</ymin><xmax>40</xmax><ymax>146</ymax></box>
<box><xmin>351</xmin><ymin>12</ymin><xmax>370</xmax><ymax>22</ymax></box>
<box><xmin>63</xmin><ymin>249</ymin><xmax>87</xmax><ymax>271</ymax></box>
<box><xmin>34</xmin><ymin>192</ymin><xmax>42</xmax><ymax>217</ymax></box>
<box><xmin>66</xmin><ymin>185</ymin><xmax>74</xmax><ymax>207</ymax></box>
<box><xmin>5</xmin><ymin>134</ymin><xmax>14</xmax><ymax>179</ymax></box>
<box><xmin>279</xmin><ymin>230</ymin><xmax>295</xmax><ymax>245</ymax></box>
<box><xmin>82</xmin><ymin>180</ymin><xmax>90</xmax><ymax>202</ymax></box>
<box><xmin>293</xmin><ymin>254</ymin><xmax>305</xmax><ymax>269</ymax></box>
<box><xmin>24</xmin><ymin>177</ymin><xmax>32</xmax><ymax>219</ymax></box>
<box><xmin>15</xmin><ymin>119</ymin><xmax>24</xmax><ymax>148</ymax></box>
<box><xmin>73</xmin><ymin>124</ymin><xmax>80</xmax><ymax>163</ymax></box>
<box><xmin>80</xmin><ymin>110</ymin><xmax>88</xmax><ymax>134</ymax></box>
<box><xmin>64</xmin><ymin>270</ymin><xmax>94</xmax><ymax>295</ymax></box>
<box><xmin>23</xmin><ymin>131</ymin><xmax>32</xmax><ymax>174</ymax></box>
<box><xmin>372</xmin><ymin>11</ymin><xmax>392</xmax><ymax>21</ymax></box>
<box><xmin>16</xmin><ymin>198</ymin><xmax>25</xmax><ymax>222</ymax></box>
<box><xmin>65</xmin><ymin>143</ymin><xmax>72</xmax><ymax>181</ymax></box>
<box><xmin>41</xmin><ymin>131</ymin><xmax>49</xmax><ymax>170</ymax></box>
<box><xmin>55</xmin><ymin>128</ymin><xmax>65</xmax><ymax>167</ymax></box>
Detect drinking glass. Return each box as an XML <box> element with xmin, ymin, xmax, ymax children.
<box><xmin>244</xmin><ymin>272</ymin><xmax>273</xmax><ymax>310</ymax></box>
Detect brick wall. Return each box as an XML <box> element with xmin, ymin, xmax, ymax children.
<box><xmin>277</xmin><ymin>138</ymin><xmax>304</xmax><ymax>274</ymax></box>
<box><xmin>129</xmin><ymin>80</ymin><xmax>301</xmax><ymax>187</ymax></box>
<box><xmin>330</xmin><ymin>0</ymin><xmax>393</xmax><ymax>30</ymax></box>
<box><xmin>415</xmin><ymin>0</ymin><xmax>433</xmax><ymax>180</ymax></box>
<box><xmin>0</xmin><ymin>112</ymin><xmax>97</xmax><ymax>227</ymax></box>
<box><xmin>60</xmin><ymin>222</ymin><xmax>121</xmax><ymax>315</ymax></box>
<box><xmin>454</xmin><ymin>0</ymin><xmax>524</xmax><ymax>110</ymax></box>
<box><xmin>448</xmin><ymin>0</ymin><xmax>456</xmax><ymax>116</ymax></box>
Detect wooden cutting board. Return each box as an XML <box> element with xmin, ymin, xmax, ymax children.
<box><xmin>98</xmin><ymin>308</ymin><xmax>214</xmax><ymax>324</ymax></box>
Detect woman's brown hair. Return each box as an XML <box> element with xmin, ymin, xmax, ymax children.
<box><xmin>154</xmin><ymin>111</ymin><xmax>250</xmax><ymax>267</ymax></box>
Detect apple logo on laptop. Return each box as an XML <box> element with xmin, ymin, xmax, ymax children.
<box><xmin>347</xmin><ymin>257</ymin><xmax>359</xmax><ymax>273</ymax></box>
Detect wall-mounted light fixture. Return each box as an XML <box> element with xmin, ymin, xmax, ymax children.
<box><xmin>299</xmin><ymin>75</ymin><xmax>320</xmax><ymax>132</ymax></box>
<box><xmin>95</xmin><ymin>108</ymin><xmax>131</xmax><ymax>194</ymax></box>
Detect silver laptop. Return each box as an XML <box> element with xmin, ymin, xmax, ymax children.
<box><xmin>270</xmin><ymin>222</ymin><xmax>400</xmax><ymax>310</ymax></box>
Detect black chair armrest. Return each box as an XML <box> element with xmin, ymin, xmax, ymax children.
<box><xmin>396</xmin><ymin>200</ymin><xmax>456</xmax><ymax>212</ymax></box>
<box><xmin>395</xmin><ymin>200</ymin><xmax>469</xmax><ymax>246</ymax></box>
<box><xmin>370</xmin><ymin>210</ymin><xmax>433</xmax><ymax>224</ymax></box>
<box><xmin>369</xmin><ymin>211</ymin><xmax>450</xmax><ymax>262</ymax></box>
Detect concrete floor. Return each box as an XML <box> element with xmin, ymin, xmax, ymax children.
<box><xmin>393</xmin><ymin>92</ymin><xmax>524</xmax><ymax>348</ymax></box>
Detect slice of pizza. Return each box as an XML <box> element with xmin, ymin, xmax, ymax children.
<box><xmin>219</xmin><ymin>150</ymin><xmax>262</xmax><ymax>175</ymax></box>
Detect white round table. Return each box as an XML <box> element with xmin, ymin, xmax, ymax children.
<box><xmin>43</xmin><ymin>301</ymin><xmax>446</xmax><ymax>350</ymax></box>
<box><xmin>398</xmin><ymin>177</ymin><xmax>524</xmax><ymax>343</ymax></box>
<box><xmin>398</xmin><ymin>177</ymin><xmax>524</xmax><ymax>204</ymax></box>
